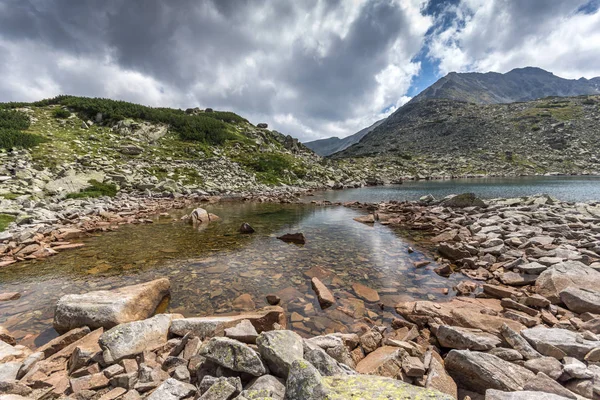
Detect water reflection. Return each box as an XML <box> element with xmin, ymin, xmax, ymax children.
<box><xmin>0</xmin><ymin>202</ymin><xmax>462</xmax><ymax>344</ymax></box>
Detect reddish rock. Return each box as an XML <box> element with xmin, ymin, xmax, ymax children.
<box><xmin>0</xmin><ymin>292</ymin><xmax>20</xmax><ymax>301</ymax></box>
<box><xmin>311</xmin><ymin>277</ymin><xmax>335</xmax><ymax>309</ymax></box>
<box><xmin>232</xmin><ymin>294</ymin><xmax>256</xmax><ymax>311</ymax></box>
<box><xmin>355</xmin><ymin>346</ymin><xmax>403</xmax><ymax>378</ymax></box>
<box><xmin>352</xmin><ymin>283</ymin><xmax>380</xmax><ymax>302</ymax></box>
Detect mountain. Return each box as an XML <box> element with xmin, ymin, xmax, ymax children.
<box><xmin>303</xmin><ymin>118</ymin><xmax>384</xmax><ymax>156</ymax></box>
<box><xmin>410</xmin><ymin>67</ymin><xmax>600</xmax><ymax>104</ymax></box>
<box><xmin>333</xmin><ymin>94</ymin><xmax>600</xmax><ymax>177</ymax></box>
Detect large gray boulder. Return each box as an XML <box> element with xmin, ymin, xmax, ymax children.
<box><xmin>99</xmin><ymin>314</ymin><xmax>175</xmax><ymax>363</ymax></box>
<box><xmin>435</xmin><ymin>325</ymin><xmax>501</xmax><ymax>350</ymax></box>
<box><xmin>535</xmin><ymin>261</ymin><xmax>600</xmax><ymax>304</ymax></box>
<box><xmin>256</xmin><ymin>330</ymin><xmax>304</xmax><ymax>378</ymax></box>
<box><xmin>199</xmin><ymin>337</ymin><xmax>266</xmax><ymax>376</ymax></box>
<box><xmin>521</xmin><ymin>327</ymin><xmax>600</xmax><ymax>360</ymax></box>
<box><xmin>53</xmin><ymin>278</ymin><xmax>171</xmax><ymax>333</ymax></box>
<box><xmin>445</xmin><ymin>350</ymin><xmax>535</xmax><ymax>394</ymax></box>
<box><xmin>559</xmin><ymin>287</ymin><xmax>600</xmax><ymax>314</ymax></box>
<box><xmin>285</xmin><ymin>359</ymin><xmax>454</xmax><ymax>400</ymax></box>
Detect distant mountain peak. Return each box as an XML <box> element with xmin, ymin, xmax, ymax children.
<box><xmin>411</xmin><ymin>67</ymin><xmax>600</xmax><ymax>105</ymax></box>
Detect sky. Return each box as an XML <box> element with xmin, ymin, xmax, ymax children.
<box><xmin>0</xmin><ymin>0</ymin><xmax>599</xmax><ymax>142</ymax></box>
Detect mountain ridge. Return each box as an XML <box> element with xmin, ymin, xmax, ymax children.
<box><xmin>303</xmin><ymin>118</ymin><xmax>384</xmax><ymax>156</ymax></box>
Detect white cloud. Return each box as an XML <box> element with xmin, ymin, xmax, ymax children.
<box><xmin>428</xmin><ymin>0</ymin><xmax>600</xmax><ymax>79</ymax></box>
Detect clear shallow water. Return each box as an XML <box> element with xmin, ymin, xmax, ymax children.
<box><xmin>308</xmin><ymin>176</ymin><xmax>600</xmax><ymax>203</ymax></box>
<box><xmin>0</xmin><ymin>202</ymin><xmax>460</xmax><ymax>346</ymax></box>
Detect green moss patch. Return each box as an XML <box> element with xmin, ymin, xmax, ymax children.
<box><xmin>0</xmin><ymin>214</ymin><xmax>15</xmax><ymax>232</ymax></box>
<box><xmin>66</xmin><ymin>179</ymin><xmax>118</xmax><ymax>199</ymax></box>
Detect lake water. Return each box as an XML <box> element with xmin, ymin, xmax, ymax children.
<box><xmin>308</xmin><ymin>176</ymin><xmax>600</xmax><ymax>203</ymax></box>
<box><xmin>3</xmin><ymin>175</ymin><xmax>599</xmax><ymax>346</ymax></box>
<box><xmin>0</xmin><ymin>202</ymin><xmax>460</xmax><ymax>346</ymax></box>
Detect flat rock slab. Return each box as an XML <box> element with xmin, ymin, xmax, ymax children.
<box><xmin>521</xmin><ymin>327</ymin><xmax>600</xmax><ymax>360</ymax></box>
<box><xmin>99</xmin><ymin>314</ymin><xmax>175</xmax><ymax>363</ymax></box>
<box><xmin>486</xmin><ymin>389</ymin><xmax>572</xmax><ymax>399</ymax></box>
<box><xmin>396</xmin><ymin>298</ymin><xmax>524</xmax><ymax>335</ymax></box>
<box><xmin>500</xmin><ymin>272</ymin><xmax>538</xmax><ymax>286</ymax></box>
<box><xmin>560</xmin><ymin>287</ymin><xmax>600</xmax><ymax>314</ymax></box>
<box><xmin>351</xmin><ymin>283</ymin><xmax>380</xmax><ymax>302</ymax></box>
<box><xmin>311</xmin><ymin>277</ymin><xmax>335</xmax><ymax>308</ymax></box>
<box><xmin>445</xmin><ymin>349</ymin><xmax>535</xmax><ymax>394</ymax></box>
<box><xmin>516</xmin><ymin>262</ymin><xmax>548</xmax><ymax>275</ymax></box>
<box><xmin>169</xmin><ymin>306</ymin><xmax>285</xmax><ymax>338</ymax></box>
<box><xmin>53</xmin><ymin>278</ymin><xmax>171</xmax><ymax>333</ymax></box>
<box><xmin>435</xmin><ymin>325</ymin><xmax>501</xmax><ymax>351</ymax></box>
<box><xmin>536</xmin><ymin>261</ymin><xmax>600</xmax><ymax>304</ymax></box>
<box><xmin>322</xmin><ymin>375</ymin><xmax>454</xmax><ymax>399</ymax></box>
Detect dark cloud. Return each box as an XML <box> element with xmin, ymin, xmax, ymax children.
<box><xmin>0</xmin><ymin>0</ymin><xmax>598</xmax><ymax>141</ymax></box>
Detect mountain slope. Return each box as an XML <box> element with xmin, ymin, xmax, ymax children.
<box><xmin>303</xmin><ymin>118</ymin><xmax>384</xmax><ymax>156</ymax></box>
<box><xmin>333</xmin><ymin>95</ymin><xmax>600</xmax><ymax>177</ymax></box>
<box><xmin>410</xmin><ymin>67</ymin><xmax>600</xmax><ymax>104</ymax></box>
<box><xmin>0</xmin><ymin>96</ymin><xmax>369</xmax><ymax>200</ymax></box>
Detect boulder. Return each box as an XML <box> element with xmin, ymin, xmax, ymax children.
<box><xmin>224</xmin><ymin>319</ymin><xmax>258</xmax><ymax>344</ymax></box>
<box><xmin>147</xmin><ymin>378</ymin><xmax>196</xmax><ymax>400</ymax></box>
<box><xmin>241</xmin><ymin>375</ymin><xmax>285</xmax><ymax>400</ymax></box>
<box><xmin>441</xmin><ymin>193</ymin><xmax>485</xmax><ymax>208</ymax></box>
<box><xmin>256</xmin><ymin>330</ymin><xmax>304</xmax><ymax>378</ymax></box>
<box><xmin>521</xmin><ymin>327</ymin><xmax>600</xmax><ymax>360</ymax></box>
<box><xmin>189</xmin><ymin>208</ymin><xmax>219</xmax><ymax>225</ymax></box>
<box><xmin>435</xmin><ymin>325</ymin><xmax>501</xmax><ymax>350</ymax></box>
<box><xmin>485</xmin><ymin>389</ymin><xmax>572</xmax><ymax>399</ymax></box>
<box><xmin>523</xmin><ymin>357</ymin><xmax>563</xmax><ymax>380</ymax></box>
<box><xmin>396</xmin><ymin>298</ymin><xmax>524</xmax><ymax>335</ymax></box>
<box><xmin>99</xmin><ymin>314</ymin><xmax>175</xmax><ymax>363</ymax></box>
<box><xmin>169</xmin><ymin>306</ymin><xmax>286</xmax><ymax>338</ymax></box>
<box><xmin>355</xmin><ymin>346</ymin><xmax>403</xmax><ymax>378</ymax></box>
<box><xmin>535</xmin><ymin>261</ymin><xmax>600</xmax><ymax>304</ymax></box>
<box><xmin>304</xmin><ymin>345</ymin><xmax>353</xmax><ymax>376</ymax></box>
<box><xmin>559</xmin><ymin>287</ymin><xmax>600</xmax><ymax>314</ymax></box>
<box><xmin>445</xmin><ymin>350</ymin><xmax>535</xmax><ymax>394</ymax></box>
<box><xmin>425</xmin><ymin>351</ymin><xmax>458</xmax><ymax>399</ymax></box>
<box><xmin>438</xmin><ymin>242</ymin><xmax>471</xmax><ymax>260</ymax></box>
<box><xmin>53</xmin><ymin>279</ymin><xmax>171</xmax><ymax>333</ymax></box>
<box><xmin>199</xmin><ymin>337</ymin><xmax>266</xmax><ymax>376</ymax></box>
<box><xmin>500</xmin><ymin>323</ymin><xmax>542</xmax><ymax>360</ymax></box>
<box><xmin>286</xmin><ymin>359</ymin><xmax>454</xmax><ymax>400</ymax></box>
<box><xmin>523</xmin><ymin>372</ymin><xmax>578</xmax><ymax>399</ymax></box>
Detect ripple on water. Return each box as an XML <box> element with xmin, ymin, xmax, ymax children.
<box><xmin>0</xmin><ymin>202</ymin><xmax>463</xmax><ymax>345</ymax></box>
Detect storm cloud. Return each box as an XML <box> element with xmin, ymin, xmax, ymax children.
<box><xmin>0</xmin><ymin>0</ymin><xmax>598</xmax><ymax>141</ymax></box>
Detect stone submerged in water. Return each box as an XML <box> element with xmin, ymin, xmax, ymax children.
<box><xmin>276</xmin><ymin>232</ymin><xmax>306</xmax><ymax>244</ymax></box>
<box><xmin>53</xmin><ymin>278</ymin><xmax>171</xmax><ymax>333</ymax></box>
<box><xmin>239</xmin><ymin>222</ymin><xmax>255</xmax><ymax>234</ymax></box>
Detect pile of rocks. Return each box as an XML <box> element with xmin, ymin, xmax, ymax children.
<box><xmin>336</xmin><ymin>193</ymin><xmax>600</xmax><ymax>399</ymax></box>
<box><xmin>0</xmin><ymin>279</ymin><xmax>458</xmax><ymax>399</ymax></box>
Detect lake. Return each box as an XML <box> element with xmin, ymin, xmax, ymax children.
<box><xmin>308</xmin><ymin>176</ymin><xmax>600</xmax><ymax>203</ymax></box>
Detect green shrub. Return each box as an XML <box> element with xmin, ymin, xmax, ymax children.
<box><xmin>17</xmin><ymin>95</ymin><xmax>245</xmax><ymax>145</ymax></box>
<box><xmin>52</xmin><ymin>108</ymin><xmax>71</xmax><ymax>119</ymax></box>
<box><xmin>0</xmin><ymin>129</ymin><xmax>47</xmax><ymax>149</ymax></box>
<box><xmin>66</xmin><ymin>179</ymin><xmax>118</xmax><ymax>199</ymax></box>
<box><xmin>0</xmin><ymin>110</ymin><xmax>30</xmax><ymax>130</ymax></box>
